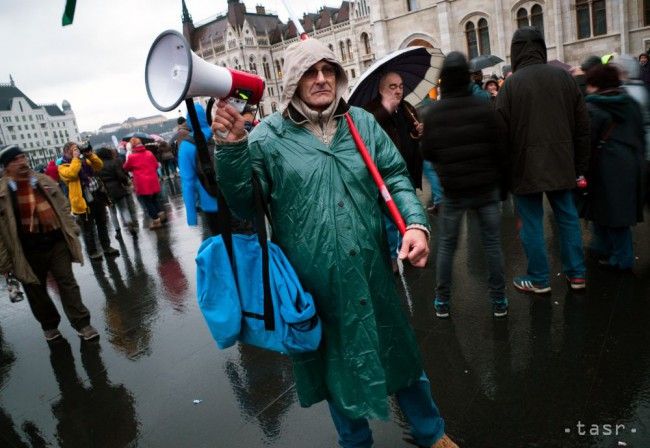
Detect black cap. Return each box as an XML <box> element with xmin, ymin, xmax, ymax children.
<box><xmin>0</xmin><ymin>144</ymin><xmax>24</xmax><ymax>167</ymax></box>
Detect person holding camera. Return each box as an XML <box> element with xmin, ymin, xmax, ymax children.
<box><xmin>58</xmin><ymin>141</ymin><xmax>119</xmax><ymax>261</ymax></box>
<box><xmin>0</xmin><ymin>145</ymin><xmax>99</xmax><ymax>341</ymax></box>
<box><xmin>212</xmin><ymin>38</ymin><xmax>456</xmax><ymax>448</ymax></box>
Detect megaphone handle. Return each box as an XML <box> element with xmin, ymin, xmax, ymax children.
<box><xmin>210</xmin><ymin>97</ymin><xmax>248</xmax><ymax>139</ymax></box>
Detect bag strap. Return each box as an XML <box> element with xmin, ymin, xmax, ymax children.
<box><xmin>251</xmin><ymin>175</ymin><xmax>274</xmax><ymax>332</ymax></box>
<box><xmin>186</xmin><ymin>99</ymin><xmax>219</xmax><ymax>198</ymax></box>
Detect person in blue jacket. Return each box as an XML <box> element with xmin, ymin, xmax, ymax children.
<box><xmin>178</xmin><ymin>103</ymin><xmax>220</xmax><ymax>234</ymax></box>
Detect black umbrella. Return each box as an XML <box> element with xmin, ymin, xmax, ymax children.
<box><xmin>469</xmin><ymin>54</ymin><xmax>504</xmax><ymax>71</ymax></box>
<box><xmin>347</xmin><ymin>46</ymin><xmax>445</xmax><ymax>108</ymax></box>
<box><xmin>121</xmin><ymin>131</ymin><xmax>153</xmax><ymax>143</ymax></box>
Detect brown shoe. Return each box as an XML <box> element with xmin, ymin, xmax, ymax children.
<box><xmin>76</xmin><ymin>325</ymin><xmax>99</xmax><ymax>341</ymax></box>
<box><xmin>157</xmin><ymin>211</ymin><xmax>167</xmax><ymax>222</ymax></box>
<box><xmin>431</xmin><ymin>434</ymin><xmax>459</xmax><ymax>448</ymax></box>
<box><xmin>149</xmin><ymin>218</ymin><xmax>162</xmax><ymax>229</ymax></box>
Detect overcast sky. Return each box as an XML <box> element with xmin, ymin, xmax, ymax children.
<box><xmin>0</xmin><ymin>0</ymin><xmax>342</xmax><ymax>132</ymax></box>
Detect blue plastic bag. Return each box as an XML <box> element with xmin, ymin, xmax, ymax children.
<box><xmin>196</xmin><ymin>233</ymin><xmax>321</xmax><ymax>355</ymax></box>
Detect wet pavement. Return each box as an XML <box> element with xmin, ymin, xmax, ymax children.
<box><xmin>1</xmin><ymin>178</ymin><xmax>649</xmax><ymax>448</ymax></box>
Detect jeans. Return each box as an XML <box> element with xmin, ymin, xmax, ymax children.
<box><xmin>384</xmin><ymin>215</ymin><xmax>402</xmax><ymax>260</ymax></box>
<box><xmin>514</xmin><ymin>190</ymin><xmax>585</xmax><ymax>285</ymax></box>
<box><xmin>139</xmin><ymin>194</ymin><xmax>162</xmax><ymax>219</ymax></box>
<box><xmin>22</xmin><ymin>240</ymin><xmax>91</xmax><ymax>331</ymax></box>
<box><xmin>77</xmin><ymin>199</ymin><xmax>111</xmax><ymax>254</ymax></box>
<box><xmin>423</xmin><ymin>161</ymin><xmax>443</xmax><ymax>206</ymax></box>
<box><xmin>161</xmin><ymin>159</ymin><xmax>177</xmax><ymax>177</ymax></box>
<box><xmin>436</xmin><ymin>189</ymin><xmax>505</xmax><ymax>303</ymax></box>
<box><xmin>328</xmin><ymin>372</ymin><xmax>445</xmax><ymax>448</ymax></box>
<box><xmin>590</xmin><ymin>223</ymin><xmax>634</xmax><ymax>269</ymax></box>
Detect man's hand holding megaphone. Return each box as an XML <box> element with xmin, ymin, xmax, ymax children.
<box><xmin>211</xmin><ymin>100</ymin><xmax>247</xmax><ymax>142</ymax></box>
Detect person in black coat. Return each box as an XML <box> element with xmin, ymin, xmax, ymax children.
<box><xmin>96</xmin><ymin>147</ymin><xmax>137</xmax><ymax>238</ymax></box>
<box><xmin>584</xmin><ymin>64</ymin><xmax>646</xmax><ymax>270</ymax></box>
<box><xmin>364</xmin><ymin>71</ymin><xmax>424</xmax><ymax>270</ymax></box>
<box><xmin>496</xmin><ymin>26</ymin><xmax>590</xmax><ymax>294</ymax></box>
<box><xmin>419</xmin><ymin>51</ymin><xmax>508</xmax><ymax>318</ymax></box>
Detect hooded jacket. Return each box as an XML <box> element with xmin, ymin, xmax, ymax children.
<box><xmin>585</xmin><ymin>91</ymin><xmax>646</xmax><ymax>226</ymax></box>
<box><xmin>123</xmin><ymin>145</ymin><xmax>160</xmax><ymax>196</ymax></box>
<box><xmin>215</xmin><ymin>38</ymin><xmax>427</xmax><ymax>420</ymax></box>
<box><xmin>496</xmin><ymin>27</ymin><xmax>590</xmax><ymax>194</ymax></box>
<box><xmin>420</xmin><ymin>51</ymin><xmax>507</xmax><ymax>199</ymax></box>
<box><xmin>178</xmin><ymin>103</ymin><xmax>219</xmax><ymax>225</ymax></box>
<box><xmin>57</xmin><ymin>153</ymin><xmax>104</xmax><ymax>214</ymax></box>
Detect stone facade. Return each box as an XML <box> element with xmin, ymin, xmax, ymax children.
<box><xmin>373</xmin><ymin>0</ymin><xmax>650</xmax><ymax>73</ymax></box>
<box><xmin>182</xmin><ymin>0</ymin><xmax>373</xmax><ymax>117</ymax></box>
<box><xmin>182</xmin><ymin>0</ymin><xmax>650</xmax><ymax>113</ymax></box>
<box><xmin>0</xmin><ymin>78</ymin><xmax>79</xmax><ymax>167</ymax></box>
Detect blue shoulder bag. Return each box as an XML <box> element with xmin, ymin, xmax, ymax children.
<box><xmin>196</xmin><ymin>176</ymin><xmax>321</xmax><ymax>355</ymax></box>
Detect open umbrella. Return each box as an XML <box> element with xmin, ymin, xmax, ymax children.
<box><xmin>548</xmin><ymin>59</ymin><xmax>572</xmax><ymax>71</ymax></box>
<box><xmin>347</xmin><ymin>46</ymin><xmax>445</xmax><ymax>108</ymax></box>
<box><xmin>121</xmin><ymin>131</ymin><xmax>153</xmax><ymax>143</ymax></box>
<box><xmin>469</xmin><ymin>54</ymin><xmax>504</xmax><ymax>71</ymax></box>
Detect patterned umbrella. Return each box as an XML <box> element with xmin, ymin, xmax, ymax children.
<box><xmin>347</xmin><ymin>46</ymin><xmax>445</xmax><ymax>108</ymax></box>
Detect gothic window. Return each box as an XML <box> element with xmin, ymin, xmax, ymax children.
<box><xmin>361</xmin><ymin>32</ymin><xmax>370</xmax><ymax>54</ymax></box>
<box><xmin>262</xmin><ymin>57</ymin><xmax>271</xmax><ymax>79</ymax></box>
<box><xmin>275</xmin><ymin>60</ymin><xmax>282</xmax><ymax>78</ymax></box>
<box><xmin>592</xmin><ymin>0</ymin><xmax>606</xmax><ymax>35</ymax></box>
<box><xmin>328</xmin><ymin>43</ymin><xmax>334</xmax><ymax>52</ymax></box>
<box><xmin>645</xmin><ymin>0</ymin><xmax>650</xmax><ymax>26</ymax></box>
<box><xmin>346</xmin><ymin>39</ymin><xmax>353</xmax><ymax>60</ymax></box>
<box><xmin>517</xmin><ymin>8</ymin><xmax>529</xmax><ymax>28</ymax></box>
<box><xmin>406</xmin><ymin>0</ymin><xmax>418</xmax><ymax>12</ymax></box>
<box><xmin>271</xmin><ymin>102</ymin><xmax>277</xmax><ymax>112</ymax></box>
<box><xmin>531</xmin><ymin>4</ymin><xmax>544</xmax><ymax>35</ymax></box>
<box><xmin>465</xmin><ymin>22</ymin><xmax>479</xmax><ymax>60</ymax></box>
<box><xmin>478</xmin><ymin>18</ymin><xmax>491</xmax><ymax>55</ymax></box>
<box><xmin>249</xmin><ymin>55</ymin><xmax>257</xmax><ymax>73</ymax></box>
<box><xmin>577</xmin><ymin>0</ymin><xmax>607</xmax><ymax>39</ymax></box>
<box><xmin>339</xmin><ymin>41</ymin><xmax>347</xmax><ymax>62</ymax></box>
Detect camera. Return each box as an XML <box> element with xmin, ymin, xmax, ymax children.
<box><xmin>78</xmin><ymin>140</ymin><xmax>93</xmax><ymax>154</ymax></box>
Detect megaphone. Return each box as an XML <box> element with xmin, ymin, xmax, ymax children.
<box><xmin>145</xmin><ymin>30</ymin><xmax>265</xmax><ymax>112</ymax></box>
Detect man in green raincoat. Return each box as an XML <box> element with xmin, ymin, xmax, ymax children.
<box><xmin>212</xmin><ymin>38</ymin><xmax>457</xmax><ymax>448</ymax></box>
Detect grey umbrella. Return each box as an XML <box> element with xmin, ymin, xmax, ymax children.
<box><xmin>469</xmin><ymin>54</ymin><xmax>504</xmax><ymax>71</ymax></box>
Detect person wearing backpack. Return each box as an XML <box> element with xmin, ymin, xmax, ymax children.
<box><xmin>584</xmin><ymin>64</ymin><xmax>645</xmax><ymax>270</ymax></box>
<box><xmin>177</xmin><ymin>103</ymin><xmax>221</xmax><ymax>235</ymax></box>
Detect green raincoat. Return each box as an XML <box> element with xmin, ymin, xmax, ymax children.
<box><xmin>215</xmin><ymin>39</ymin><xmax>429</xmax><ymax>420</ymax></box>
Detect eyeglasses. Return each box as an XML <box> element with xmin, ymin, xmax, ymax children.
<box><xmin>387</xmin><ymin>83</ymin><xmax>404</xmax><ymax>91</ymax></box>
<box><xmin>303</xmin><ymin>65</ymin><xmax>337</xmax><ymax>80</ymax></box>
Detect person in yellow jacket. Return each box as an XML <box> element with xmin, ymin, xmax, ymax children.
<box><xmin>58</xmin><ymin>142</ymin><xmax>119</xmax><ymax>260</ymax></box>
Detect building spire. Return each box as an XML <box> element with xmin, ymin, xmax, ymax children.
<box><xmin>9</xmin><ymin>74</ymin><xmax>14</xmax><ymax>87</ymax></box>
<box><xmin>181</xmin><ymin>0</ymin><xmax>192</xmax><ymax>23</ymax></box>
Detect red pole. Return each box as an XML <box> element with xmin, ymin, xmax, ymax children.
<box><xmin>344</xmin><ymin>113</ymin><xmax>407</xmax><ymax>235</ymax></box>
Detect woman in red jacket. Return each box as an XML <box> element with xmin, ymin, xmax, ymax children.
<box><xmin>123</xmin><ymin>138</ymin><xmax>163</xmax><ymax>229</ymax></box>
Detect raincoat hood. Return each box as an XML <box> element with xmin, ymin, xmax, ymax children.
<box><xmin>511</xmin><ymin>26</ymin><xmax>547</xmax><ymax>72</ymax></box>
<box><xmin>280</xmin><ymin>38</ymin><xmax>348</xmax><ymax>112</ymax></box>
<box><xmin>186</xmin><ymin>103</ymin><xmax>212</xmax><ymax>141</ymax></box>
<box><xmin>439</xmin><ymin>51</ymin><xmax>471</xmax><ymax>97</ymax></box>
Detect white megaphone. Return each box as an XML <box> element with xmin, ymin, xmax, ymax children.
<box><xmin>145</xmin><ymin>30</ymin><xmax>265</xmax><ymax>112</ymax></box>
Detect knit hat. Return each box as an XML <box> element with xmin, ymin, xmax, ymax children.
<box><xmin>0</xmin><ymin>144</ymin><xmax>24</xmax><ymax>167</ymax></box>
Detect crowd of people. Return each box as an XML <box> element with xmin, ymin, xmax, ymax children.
<box><xmin>0</xmin><ymin>24</ymin><xmax>648</xmax><ymax>448</ymax></box>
